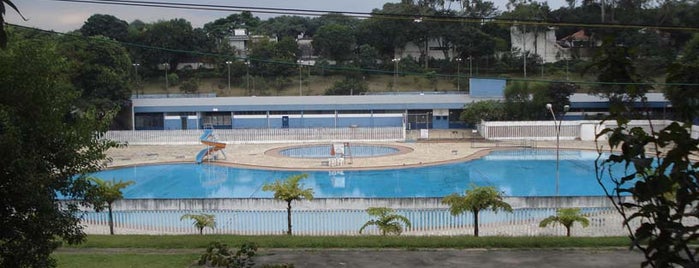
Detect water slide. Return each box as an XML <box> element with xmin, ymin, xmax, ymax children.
<box><xmin>196</xmin><ymin>129</ymin><xmax>227</xmax><ymax>164</ymax></box>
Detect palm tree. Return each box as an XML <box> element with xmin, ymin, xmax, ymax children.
<box><xmin>180</xmin><ymin>213</ymin><xmax>216</xmax><ymax>235</ymax></box>
<box><xmin>539</xmin><ymin>208</ymin><xmax>590</xmax><ymax>237</ymax></box>
<box><xmin>262</xmin><ymin>174</ymin><xmax>314</xmax><ymax>235</ymax></box>
<box><xmin>359</xmin><ymin>207</ymin><xmax>412</xmax><ymax>236</ymax></box>
<box><xmin>442</xmin><ymin>184</ymin><xmax>512</xmax><ymax>237</ymax></box>
<box><xmin>87</xmin><ymin>177</ymin><xmax>135</xmax><ymax>235</ymax></box>
<box><xmin>1</xmin><ymin>0</ymin><xmax>26</xmax><ymax>48</ymax></box>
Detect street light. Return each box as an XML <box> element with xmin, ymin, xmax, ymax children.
<box><xmin>468</xmin><ymin>56</ymin><xmax>473</xmax><ymax>77</ymax></box>
<box><xmin>392</xmin><ymin>58</ymin><xmax>400</xmax><ymax>92</ymax></box>
<box><xmin>455</xmin><ymin>58</ymin><xmax>462</xmax><ymax>91</ymax></box>
<box><xmin>225</xmin><ymin>61</ymin><xmax>232</xmax><ymax>92</ymax></box>
<box><xmin>132</xmin><ymin>63</ymin><xmax>140</xmax><ymax>97</ymax></box>
<box><xmin>546</xmin><ymin>103</ymin><xmax>570</xmax><ymax>196</ymax></box>
<box><xmin>161</xmin><ymin>63</ymin><xmax>170</xmax><ymax>97</ymax></box>
<box><xmin>297</xmin><ymin>60</ymin><xmax>305</xmax><ymax>96</ymax></box>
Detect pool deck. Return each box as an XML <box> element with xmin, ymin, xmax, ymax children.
<box><xmin>105</xmin><ymin>134</ymin><xmax>606</xmax><ymax>170</ymax></box>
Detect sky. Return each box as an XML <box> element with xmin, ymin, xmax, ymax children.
<box><xmin>6</xmin><ymin>0</ymin><xmax>565</xmax><ymax>33</ymax></box>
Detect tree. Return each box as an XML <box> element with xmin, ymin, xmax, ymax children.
<box><xmin>80</xmin><ymin>14</ymin><xmax>129</xmax><ymax>41</ymax></box>
<box><xmin>87</xmin><ymin>177</ymin><xmax>134</xmax><ymax>235</ymax></box>
<box><xmin>0</xmin><ymin>35</ymin><xmax>118</xmax><ymax>267</ymax></box>
<box><xmin>664</xmin><ymin>34</ymin><xmax>699</xmax><ymax>122</ymax></box>
<box><xmin>180</xmin><ymin>213</ymin><xmax>216</xmax><ymax>235</ymax></box>
<box><xmin>442</xmin><ymin>185</ymin><xmax>512</xmax><ymax>237</ymax></box>
<box><xmin>596</xmin><ymin>118</ymin><xmax>699</xmax><ymax>267</ymax></box>
<box><xmin>313</xmin><ymin>24</ymin><xmax>356</xmax><ymax>63</ymax></box>
<box><xmin>539</xmin><ymin>208</ymin><xmax>590</xmax><ymax>237</ymax></box>
<box><xmin>460</xmin><ymin>100</ymin><xmax>507</xmax><ymax>125</ymax></box>
<box><xmin>359</xmin><ymin>207</ymin><xmax>412</xmax><ymax>236</ymax></box>
<box><xmin>262</xmin><ymin>174</ymin><xmax>314</xmax><ymax>235</ymax></box>
<box><xmin>180</xmin><ymin>78</ymin><xmax>200</xmax><ymax>94</ymax></box>
<box><xmin>0</xmin><ymin>0</ymin><xmax>23</xmax><ymax>48</ymax></box>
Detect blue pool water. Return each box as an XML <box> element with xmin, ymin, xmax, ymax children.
<box><xmin>90</xmin><ymin>149</ymin><xmax>630</xmax><ymax>198</ymax></box>
<box><xmin>278</xmin><ymin>144</ymin><xmax>400</xmax><ymax>158</ymax></box>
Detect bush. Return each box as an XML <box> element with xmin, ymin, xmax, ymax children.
<box><xmin>325</xmin><ymin>76</ymin><xmax>367</xmax><ymax>95</ymax></box>
<box><xmin>198</xmin><ymin>241</ymin><xmax>257</xmax><ymax>268</ymax></box>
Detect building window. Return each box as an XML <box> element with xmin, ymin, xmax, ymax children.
<box><xmin>202</xmin><ymin>112</ymin><xmax>232</xmax><ymax>127</ymax></box>
<box><xmin>135</xmin><ymin>113</ymin><xmax>164</xmax><ymax>130</ymax></box>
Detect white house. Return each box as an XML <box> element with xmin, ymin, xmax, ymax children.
<box><xmin>510</xmin><ymin>26</ymin><xmax>568</xmax><ymax>63</ymax></box>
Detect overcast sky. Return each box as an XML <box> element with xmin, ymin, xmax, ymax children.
<box><xmin>6</xmin><ymin>0</ymin><xmax>565</xmax><ymax>33</ymax></box>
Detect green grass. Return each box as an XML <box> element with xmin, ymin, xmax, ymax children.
<box><xmin>64</xmin><ymin>235</ymin><xmax>632</xmax><ymax>249</ymax></box>
<box><xmin>54</xmin><ymin>253</ymin><xmax>200</xmax><ymax>268</ymax></box>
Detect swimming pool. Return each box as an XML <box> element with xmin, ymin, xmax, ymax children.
<box><xmin>90</xmin><ymin>149</ymin><xmax>631</xmax><ymax>198</ymax></box>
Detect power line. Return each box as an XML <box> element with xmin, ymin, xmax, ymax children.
<box><xmin>49</xmin><ymin>0</ymin><xmax>699</xmax><ymax>31</ymax></box>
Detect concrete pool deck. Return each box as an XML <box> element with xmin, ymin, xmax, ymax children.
<box><xmin>104</xmin><ymin>138</ymin><xmax>606</xmax><ymax>170</ymax></box>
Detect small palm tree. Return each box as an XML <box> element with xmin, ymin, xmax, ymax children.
<box><xmin>262</xmin><ymin>174</ymin><xmax>314</xmax><ymax>235</ymax></box>
<box><xmin>359</xmin><ymin>207</ymin><xmax>412</xmax><ymax>236</ymax></box>
<box><xmin>442</xmin><ymin>184</ymin><xmax>512</xmax><ymax>237</ymax></box>
<box><xmin>87</xmin><ymin>177</ymin><xmax>135</xmax><ymax>235</ymax></box>
<box><xmin>539</xmin><ymin>208</ymin><xmax>590</xmax><ymax>237</ymax></box>
<box><xmin>180</xmin><ymin>213</ymin><xmax>216</xmax><ymax>235</ymax></box>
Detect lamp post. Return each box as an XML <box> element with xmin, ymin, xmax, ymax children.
<box><xmin>132</xmin><ymin>63</ymin><xmax>140</xmax><ymax>97</ymax></box>
<box><xmin>162</xmin><ymin>63</ymin><xmax>170</xmax><ymax>97</ymax></box>
<box><xmin>468</xmin><ymin>56</ymin><xmax>473</xmax><ymax>77</ymax></box>
<box><xmin>455</xmin><ymin>58</ymin><xmax>462</xmax><ymax>91</ymax></box>
<box><xmin>245</xmin><ymin>61</ymin><xmax>251</xmax><ymax>95</ymax></box>
<box><xmin>225</xmin><ymin>61</ymin><xmax>232</xmax><ymax>92</ymax></box>
<box><xmin>546</xmin><ymin>103</ymin><xmax>570</xmax><ymax>196</ymax></box>
<box><xmin>298</xmin><ymin>60</ymin><xmax>304</xmax><ymax>96</ymax></box>
<box><xmin>392</xmin><ymin>58</ymin><xmax>400</xmax><ymax>92</ymax></box>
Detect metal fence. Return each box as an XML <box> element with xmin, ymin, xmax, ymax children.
<box><xmin>104</xmin><ymin>127</ymin><xmax>405</xmax><ymax>145</ymax></box>
<box><xmin>477</xmin><ymin>120</ymin><xmax>673</xmax><ymax>141</ymax></box>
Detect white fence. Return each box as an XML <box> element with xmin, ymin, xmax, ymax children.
<box><xmin>104</xmin><ymin>127</ymin><xmax>405</xmax><ymax>145</ymax></box>
<box><xmin>77</xmin><ymin>197</ymin><xmax>637</xmax><ymax>236</ymax></box>
<box><xmin>477</xmin><ymin>120</ymin><xmax>673</xmax><ymax>141</ymax></box>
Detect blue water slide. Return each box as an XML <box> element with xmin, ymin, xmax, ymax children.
<box><xmin>195</xmin><ymin>148</ymin><xmax>209</xmax><ymax>164</ymax></box>
<box><xmin>200</xmin><ymin>128</ymin><xmax>213</xmax><ymax>141</ymax></box>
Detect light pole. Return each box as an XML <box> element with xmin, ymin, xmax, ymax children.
<box><xmin>298</xmin><ymin>60</ymin><xmax>304</xmax><ymax>96</ymax></box>
<box><xmin>245</xmin><ymin>61</ymin><xmax>251</xmax><ymax>95</ymax></box>
<box><xmin>468</xmin><ymin>56</ymin><xmax>473</xmax><ymax>77</ymax></box>
<box><xmin>546</xmin><ymin>103</ymin><xmax>570</xmax><ymax>196</ymax></box>
<box><xmin>161</xmin><ymin>63</ymin><xmax>170</xmax><ymax>97</ymax></box>
<box><xmin>225</xmin><ymin>61</ymin><xmax>232</xmax><ymax>92</ymax></box>
<box><xmin>132</xmin><ymin>63</ymin><xmax>140</xmax><ymax>97</ymax></box>
<box><xmin>392</xmin><ymin>58</ymin><xmax>400</xmax><ymax>92</ymax></box>
<box><xmin>455</xmin><ymin>58</ymin><xmax>462</xmax><ymax>91</ymax></box>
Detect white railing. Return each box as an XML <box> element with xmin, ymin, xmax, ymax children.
<box><xmin>477</xmin><ymin>120</ymin><xmax>673</xmax><ymax>141</ymax></box>
<box><xmin>104</xmin><ymin>127</ymin><xmax>405</xmax><ymax>145</ymax></box>
<box><xmin>75</xmin><ymin>197</ymin><xmax>643</xmax><ymax>236</ymax></box>
<box><xmin>81</xmin><ymin>207</ymin><xmax>631</xmax><ymax>236</ymax></box>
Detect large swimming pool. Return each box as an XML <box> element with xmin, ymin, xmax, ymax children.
<box><xmin>90</xmin><ymin>149</ymin><xmax>630</xmax><ymax>198</ymax></box>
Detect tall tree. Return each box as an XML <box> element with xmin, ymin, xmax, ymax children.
<box><xmin>80</xmin><ymin>14</ymin><xmax>129</xmax><ymax>41</ymax></box>
<box><xmin>313</xmin><ymin>24</ymin><xmax>356</xmax><ymax>63</ymax></box>
<box><xmin>0</xmin><ymin>35</ymin><xmax>118</xmax><ymax>267</ymax></box>
<box><xmin>539</xmin><ymin>208</ymin><xmax>590</xmax><ymax>237</ymax></box>
<box><xmin>87</xmin><ymin>178</ymin><xmax>134</xmax><ymax>235</ymax></box>
<box><xmin>442</xmin><ymin>185</ymin><xmax>512</xmax><ymax>237</ymax></box>
<box><xmin>359</xmin><ymin>207</ymin><xmax>412</xmax><ymax>236</ymax></box>
<box><xmin>262</xmin><ymin>174</ymin><xmax>314</xmax><ymax>235</ymax></box>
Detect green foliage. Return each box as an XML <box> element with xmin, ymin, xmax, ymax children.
<box><xmin>460</xmin><ymin>100</ymin><xmax>507</xmax><ymax>125</ymax></box>
<box><xmin>538</xmin><ymin>208</ymin><xmax>590</xmax><ymax>237</ymax></box>
<box><xmin>596</xmin><ymin>119</ymin><xmax>699</xmax><ymax>267</ymax></box>
<box><xmin>0</xmin><ymin>35</ymin><xmax>118</xmax><ymax>267</ymax></box>
<box><xmin>0</xmin><ymin>0</ymin><xmax>23</xmax><ymax>48</ymax></box>
<box><xmin>504</xmin><ymin>80</ymin><xmax>551</xmax><ymax>120</ymax></box>
<box><xmin>359</xmin><ymin>207</ymin><xmax>412</xmax><ymax>236</ymax></box>
<box><xmin>442</xmin><ymin>185</ymin><xmax>512</xmax><ymax>237</ymax></box>
<box><xmin>80</xmin><ymin>14</ymin><xmax>129</xmax><ymax>41</ymax></box>
<box><xmin>312</xmin><ymin>24</ymin><xmax>356</xmax><ymax>63</ymax></box>
<box><xmin>87</xmin><ymin>177</ymin><xmax>134</xmax><ymax>235</ymax></box>
<box><xmin>179</xmin><ymin>78</ymin><xmax>200</xmax><ymax>94</ymax></box>
<box><xmin>180</xmin><ymin>213</ymin><xmax>216</xmax><ymax>235</ymax></box>
<box><xmin>664</xmin><ymin>34</ymin><xmax>699</xmax><ymax>123</ymax></box>
<box><xmin>325</xmin><ymin>76</ymin><xmax>368</xmax><ymax>95</ymax></box>
<box><xmin>198</xmin><ymin>241</ymin><xmax>258</xmax><ymax>268</ymax></box>
<box><xmin>262</xmin><ymin>174</ymin><xmax>314</xmax><ymax>235</ymax></box>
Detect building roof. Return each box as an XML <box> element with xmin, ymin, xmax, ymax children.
<box><xmin>133</xmin><ymin>94</ymin><xmax>501</xmax><ymax>113</ymax></box>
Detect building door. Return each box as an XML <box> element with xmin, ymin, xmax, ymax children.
<box><xmin>282</xmin><ymin>116</ymin><xmax>289</xmax><ymax>128</ymax></box>
<box><xmin>406</xmin><ymin>112</ymin><xmax>432</xmax><ymax>129</ymax></box>
<box><xmin>180</xmin><ymin>116</ymin><xmax>188</xmax><ymax>130</ymax></box>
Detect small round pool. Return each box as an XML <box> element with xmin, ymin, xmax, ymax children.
<box><xmin>274</xmin><ymin>144</ymin><xmax>407</xmax><ymax>158</ymax></box>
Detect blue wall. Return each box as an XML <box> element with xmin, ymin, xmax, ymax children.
<box><xmin>432</xmin><ymin>116</ymin><xmax>449</xmax><ymax>129</ymax></box>
<box><xmin>469</xmin><ymin>78</ymin><xmax>507</xmax><ymax>97</ymax></box>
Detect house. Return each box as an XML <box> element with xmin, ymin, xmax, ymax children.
<box><xmin>510</xmin><ymin>26</ymin><xmax>564</xmax><ymax>63</ymax></box>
